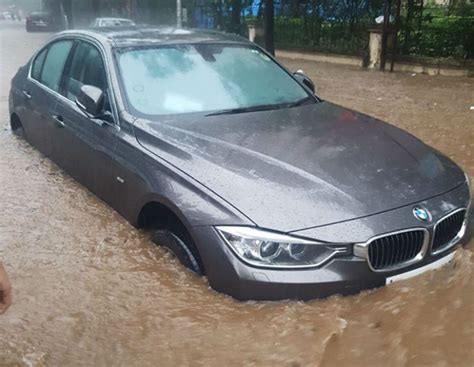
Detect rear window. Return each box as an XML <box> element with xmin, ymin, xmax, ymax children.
<box><xmin>37</xmin><ymin>40</ymin><xmax>73</xmax><ymax>92</ymax></box>
<box><xmin>30</xmin><ymin>11</ymin><xmax>49</xmax><ymax>17</ymax></box>
<box><xmin>101</xmin><ymin>19</ymin><xmax>134</xmax><ymax>27</ymax></box>
<box><xmin>31</xmin><ymin>48</ymin><xmax>47</xmax><ymax>80</ymax></box>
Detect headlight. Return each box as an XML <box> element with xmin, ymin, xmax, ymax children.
<box><xmin>216</xmin><ymin>226</ymin><xmax>351</xmax><ymax>269</ymax></box>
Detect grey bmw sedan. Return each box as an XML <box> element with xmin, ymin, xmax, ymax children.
<box><xmin>9</xmin><ymin>27</ymin><xmax>472</xmax><ymax>300</ymax></box>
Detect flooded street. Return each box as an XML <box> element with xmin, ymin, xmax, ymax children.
<box><xmin>0</xmin><ymin>22</ymin><xmax>473</xmax><ymax>366</ymax></box>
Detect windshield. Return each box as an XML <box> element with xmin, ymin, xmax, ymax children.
<box><xmin>117</xmin><ymin>44</ymin><xmax>310</xmax><ymax>116</ymax></box>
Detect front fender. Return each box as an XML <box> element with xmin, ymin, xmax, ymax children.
<box><xmin>114</xmin><ymin>123</ymin><xmax>254</xmax><ymax>229</ymax></box>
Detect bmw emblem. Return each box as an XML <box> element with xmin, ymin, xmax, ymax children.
<box><xmin>413</xmin><ymin>206</ymin><xmax>431</xmax><ymax>222</ymax></box>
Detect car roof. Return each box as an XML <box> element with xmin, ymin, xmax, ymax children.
<box><xmin>59</xmin><ymin>27</ymin><xmax>250</xmax><ymax>48</ymax></box>
<box><xmin>96</xmin><ymin>17</ymin><xmax>134</xmax><ymax>22</ymax></box>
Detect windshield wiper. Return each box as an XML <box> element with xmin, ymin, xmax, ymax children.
<box><xmin>205</xmin><ymin>103</ymin><xmax>283</xmax><ymax>117</ymax></box>
<box><xmin>287</xmin><ymin>95</ymin><xmax>315</xmax><ymax>108</ymax></box>
<box><xmin>205</xmin><ymin>96</ymin><xmax>316</xmax><ymax>117</ymax></box>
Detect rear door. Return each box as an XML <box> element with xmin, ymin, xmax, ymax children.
<box><xmin>22</xmin><ymin>39</ymin><xmax>74</xmax><ymax>158</ymax></box>
<box><xmin>52</xmin><ymin>39</ymin><xmax>119</xmax><ymax>205</ymax></box>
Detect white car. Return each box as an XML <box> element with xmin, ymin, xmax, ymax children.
<box><xmin>90</xmin><ymin>17</ymin><xmax>135</xmax><ymax>28</ymax></box>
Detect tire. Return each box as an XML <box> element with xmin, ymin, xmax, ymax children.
<box><xmin>152</xmin><ymin>230</ymin><xmax>203</xmax><ymax>275</ymax></box>
<box><xmin>12</xmin><ymin>126</ymin><xmax>25</xmax><ymax>139</ymax></box>
<box><xmin>11</xmin><ymin>116</ymin><xmax>26</xmax><ymax>139</ymax></box>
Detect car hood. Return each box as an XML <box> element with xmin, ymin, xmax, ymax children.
<box><xmin>133</xmin><ymin>102</ymin><xmax>466</xmax><ymax>232</ymax></box>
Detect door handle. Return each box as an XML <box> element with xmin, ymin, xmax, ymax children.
<box><xmin>22</xmin><ymin>90</ymin><xmax>31</xmax><ymax>99</ymax></box>
<box><xmin>52</xmin><ymin>114</ymin><xmax>65</xmax><ymax>128</ymax></box>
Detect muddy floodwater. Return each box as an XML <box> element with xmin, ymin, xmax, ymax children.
<box><xmin>0</xmin><ymin>22</ymin><xmax>473</xmax><ymax>366</ymax></box>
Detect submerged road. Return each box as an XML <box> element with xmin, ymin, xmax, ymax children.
<box><xmin>0</xmin><ymin>21</ymin><xmax>473</xmax><ymax>366</ymax></box>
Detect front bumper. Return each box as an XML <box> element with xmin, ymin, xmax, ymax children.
<box><xmin>192</xmin><ymin>183</ymin><xmax>471</xmax><ymax>301</ymax></box>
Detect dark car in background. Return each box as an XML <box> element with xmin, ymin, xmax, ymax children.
<box><xmin>9</xmin><ymin>28</ymin><xmax>472</xmax><ymax>301</ymax></box>
<box><xmin>26</xmin><ymin>11</ymin><xmax>58</xmax><ymax>32</ymax></box>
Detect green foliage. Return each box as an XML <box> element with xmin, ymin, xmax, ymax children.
<box><xmin>421</xmin><ymin>17</ymin><xmax>474</xmax><ymax>58</ymax></box>
<box><xmin>269</xmin><ymin>3</ymin><xmax>473</xmax><ymax>59</ymax></box>
<box><xmin>272</xmin><ymin>16</ymin><xmax>371</xmax><ymax>56</ymax></box>
<box><xmin>400</xmin><ymin>5</ymin><xmax>474</xmax><ymax>59</ymax></box>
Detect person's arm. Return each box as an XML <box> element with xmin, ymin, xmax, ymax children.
<box><xmin>0</xmin><ymin>262</ymin><xmax>12</xmax><ymax>314</ymax></box>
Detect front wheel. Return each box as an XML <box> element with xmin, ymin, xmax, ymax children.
<box><xmin>152</xmin><ymin>230</ymin><xmax>203</xmax><ymax>275</ymax></box>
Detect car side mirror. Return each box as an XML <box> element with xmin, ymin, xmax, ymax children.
<box><xmin>293</xmin><ymin>70</ymin><xmax>315</xmax><ymax>93</ymax></box>
<box><xmin>76</xmin><ymin>85</ymin><xmax>104</xmax><ymax>117</ymax></box>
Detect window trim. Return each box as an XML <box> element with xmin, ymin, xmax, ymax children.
<box><xmin>27</xmin><ymin>34</ymin><xmax>120</xmax><ymax>129</ymax></box>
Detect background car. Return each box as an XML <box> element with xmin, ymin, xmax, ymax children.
<box><xmin>26</xmin><ymin>11</ymin><xmax>58</xmax><ymax>32</ymax></box>
<box><xmin>90</xmin><ymin>17</ymin><xmax>135</xmax><ymax>28</ymax></box>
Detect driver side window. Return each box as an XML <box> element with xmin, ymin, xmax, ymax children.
<box><xmin>62</xmin><ymin>41</ymin><xmax>110</xmax><ymax>112</ymax></box>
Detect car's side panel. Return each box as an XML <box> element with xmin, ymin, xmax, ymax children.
<box><xmin>112</xmin><ymin>118</ymin><xmax>254</xmax><ymax>229</ymax></box>
<box><xmin>52</xmin><ymin>97</ymin><xmax>119</xmax><ymax>204</ymax></box>
<box><xmin>48</xmin><ymin>39</ymin><xmax>120</xmax><ymax>204</ymax></box>
<box><xmin>9</xmin><ymin>64</ymin><xmax>29</xmax><ymax>126</ymax></box>
<box><xmin>21</xmin><ymin>78</ymin><xmax>59</xmax><ymax>158</ymax></box>
<box><xmin>21</xmin><ymin>39</ymin><xmax>75</xmax><ymax>158</ymax></box>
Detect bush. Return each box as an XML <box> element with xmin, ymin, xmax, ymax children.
<box><xmin>274</xmin><ymin>17</ymin><xmax>370</xmax><ymax>56</ymax></box>
<box><xmin>272</xmin><ymin>14</ymin><xmax>473</xmax><ymax>59</ymax></box>
<box><xmin>400</xmin><ymin>16</ymin><xmax>474</xmax><ymax>58</ymax></box>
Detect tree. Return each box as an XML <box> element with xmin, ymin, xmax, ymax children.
<box><xmin>62</xmin><ymin>0</ymin><xmax>73</xmax><ymax>28</ymax></box>
<box><xmin>230</xmin><ymin>0</ymin><xmax>242</xmax><ymax>34</ymax></box>
<box><xmin>92</xmin><ymin>0</ymin><xmax>101</xmax><ymax>17</ymax></box>
<box><xmin>264</xmin><ymin>0</ymin><xmax>275</xmax><ymax>55</ymax></box>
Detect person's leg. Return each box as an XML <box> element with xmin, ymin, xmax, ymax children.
<box><xmin>0</xmin><ymin>262</ymin><xmax>12</xmax><ymax>314</ymax></box>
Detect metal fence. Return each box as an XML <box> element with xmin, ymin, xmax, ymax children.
<box><xmin>272</xmin><ymin>17</ymin><xmax>372</xmax><ymax>56</ymax></box>
<box><xmin>189</xmin><ymin>1</ymin><xmax>474</xmax><ymax>60</ymax></box>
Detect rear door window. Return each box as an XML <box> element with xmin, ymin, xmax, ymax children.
<box><xmin>39</xmin><ymin>39</ymin><xmax>74</xmax><ymax>92</ymax></box>
<box><xmin>31</xmin><ymin>48</ymin><xmax>47</xmax><ymax>80</ymax></box>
